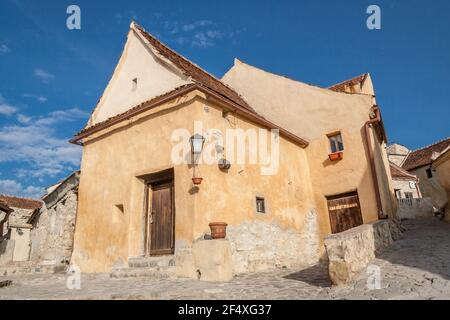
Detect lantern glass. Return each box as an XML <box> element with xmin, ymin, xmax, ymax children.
<box><xmin>190</xmin><ymin>134</ymin><xmax>205</xmax><ymax>155</ymax></box>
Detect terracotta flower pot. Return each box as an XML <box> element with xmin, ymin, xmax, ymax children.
<box><xmin>209</xmin><ymin>222</ymin><xmax>228</xmax><ymax>239</ymax></box>
<box><xmin>328</xmin><ymin>151</ymin><xmax>344</xmax><ymax>161</ymax></box>
<box><xmin>192</xmin><ymin>177</ymin><xmax>203</xmax><ymax>185</ymax></box>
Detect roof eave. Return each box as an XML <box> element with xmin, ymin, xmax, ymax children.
<box><xmin>70</xmin><ymin>84</ymin><xmax>309</xmax><ymax>148</ymax></box>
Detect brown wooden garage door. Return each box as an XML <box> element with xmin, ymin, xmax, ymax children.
<box><xmin>327</xmin><ymin>191</ymin><xmax>363</xmax><ymax>234</ymax></box>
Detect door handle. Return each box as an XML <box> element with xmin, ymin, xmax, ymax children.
<box><xmin>150</xmin><ymin>210</ymin><xmax>155</xmax><ymax>224</ymax></box>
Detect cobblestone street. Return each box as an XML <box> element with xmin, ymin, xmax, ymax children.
<box><xmin>1</xmin><ymin>218</ymin><xmax>449</xmax><ymax>300</ymax></box>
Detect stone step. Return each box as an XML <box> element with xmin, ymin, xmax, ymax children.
<box><xmin>127</xmin><ymin>255</ymin><xmax>176</xmax><ymax>268</ymax></box>
<box><xmin>110</xmin><ymin>266</ymin><xmax>175</xmax><ymax>279</ymax></box>
<box><xmin>0</xmin><ymin>263</ymin><xmax>67</xmax><ymax>277</ymax></box>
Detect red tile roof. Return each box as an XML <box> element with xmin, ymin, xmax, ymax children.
<box><xmin>0</xmin><ymin>194</ymin><xmax>42</xmax><ymax>210</ymax></box>
<box><xmin>389</xmin><ymin>162</ymin><xmax>418</xmax><ymax>181</ymax></box>
<box><xmin>0</xmin><ymin>199</ymin><xmax>13</xmax><ymax>213</ymax></box>
<box><xmin>71</xmin><ymin>23</ymin><xmax>309</xmax><ymax>148</ymax></box>
<box><xmin>329</xmin><ymin>74</ymin><xmax>368</xmax><ymax>93</ymax></box>
<box><xmin>402</xmin><ymin>137</ymin><xmax>450</xmax><ymax>171</ymax></box>
<box><xmin>133</xmin><ymin>23</ymin><xmax>254</xmax><ymax>113</ymax></box>
<box><xmin>72</xmin><ymin>84</ymin><xmax>196</xmax><ymax>139</ymax></box>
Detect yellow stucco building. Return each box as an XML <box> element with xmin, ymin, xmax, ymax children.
<box><xmin>69</xmin><ymin>22</ymin><xmax>397</xmax><ymax>274</ymax></box>
<box><xmin>433</xmin><ymin>147</ymin><xmax>450</xmax><ymax>222</ymax></box>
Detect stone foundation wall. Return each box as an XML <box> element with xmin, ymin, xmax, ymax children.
<box><xmin>0</xmin><ymin>238</ymin><xmax>15</xmax><ymax>265</ymax></box>
<box><xmin>29</xmin><ymin>190</ymin><xmax>78</xmax><ymax>266</ymax></box>
<box><xmin>397</xmin><ymin>197</ymin><xmax>433</xmax><ymax>220</ymax></box>
<box><xmin>226</xmin><ymin>211</ymin><xmax>320</xmax><ymax>274</ymax></box>
<box><xmin>324</xmin><ymin>220</ymin><xmax>393</xmax><ymax>286</ymax></box>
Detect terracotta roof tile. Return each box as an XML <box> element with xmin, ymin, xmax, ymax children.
<box><xmin>71</xmin><ymin>24</ymin><xmax>309</xmax><ymax>147</ymax></box>
<box><xmin>0</xmin><ymin>194</ymin><xmax>43</xmax><ymax>210</ymax></box>
<box><xmin>402</xmin><ymin>137</ymin><xmax>450</xmax><ymax>171</ymax></box>
<box><xmin>72</xmin><ymin>84</ymin><xmax>196</xmax><ymax>138</ymax></box>
<box><xmin>389</xmin><ymin>162</ymin><xmax>418</xmax><ymax>180</ymax></box>
<box><xmin>0</xmin><ymin>199</ymin><xmax>13</xmax><ymax>213</ymax></box>
<box><xmin>329</xmin><ymin>74</ymin><xmax>368</xmax><ymax>93</ymax></box>
<box><xmin>133</xmin><ymin>23</ymin><xmax>254</xmax><ymax>113</ymax></box>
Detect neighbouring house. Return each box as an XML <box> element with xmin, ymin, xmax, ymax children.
<box><xmin>0</xmin><ymin>195</ymin><xmax>42</xmax><ymax>263</ymax></box>
<box><xmin>28</xmin><ymin>171</ymin><xmax>80</xmax><ymax>270</ymax></box>
<box><xmin>0</xmin><ymin>200</ymin><xmax>13</xmax><ymax>238</ymax></box>
<box><xmin>432</xmin><ymin>146</ymin><xmax>450</xmax><ymax>222</ymax></box>
<box><xmin>68</xmin><ymin>22</ymin><xmax>397</xmax><ymax>275</ymax></box>
<box><xmin>401</xmin><ymin>138</ymin><xmax>450</xmax><ymax>212</ymax></box>
<box><xmin>0</xmin><ymin>172</ymin><xmax>79</xmax><ymax>273</ymax></box>
<box><xmin>389</xmin><ymin>161</ymin><xmax>421</xmax><ymax>199</ymax></box>
<box><xmin>386</xmin><ymin>143</ymin><xmax>410</xmax><ymax>167</ymax></box>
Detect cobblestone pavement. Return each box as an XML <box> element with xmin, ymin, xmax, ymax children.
<box><xmin>1</xmin><ymin>218</ymin><xmax>449</xmax><ymax>300</ymax></box>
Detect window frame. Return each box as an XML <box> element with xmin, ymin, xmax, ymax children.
<box><xmin>327</xmin><ymin>131</ymin><xmax>344</xmax><ymax>154</ymax></box>
<box><xmin>256</xmin><ymin>197</ymin><xmax>266</xmax><ymax>214</ymax></box>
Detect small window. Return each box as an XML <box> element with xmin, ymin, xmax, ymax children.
<box><xmin>115</xmin><ymin>204</ymin><xmax>124</xmax><ymax>214</ymax></box>
<box><xmin>426</xmin><ymin>168</ymin><xmax>433</xmax><ymax>179</ymax></box>
<box><xmin>328</xmin><ymin>132</ymin><xmax>344</xmax><ymax>153</ymax></box>
<box><xmin>256</xmin><ymin>197</ymin><xmax>266</xmax><ymax>214</ymax></box>
<box><xmin>404</xmin><ymin>192</ymin><xmax>413</xmax><ymax>199</ymax></box>
<box><xmin>132</xmin><ymin>78</ymin><xmax>138</xmax><ymax>91</ymax></box>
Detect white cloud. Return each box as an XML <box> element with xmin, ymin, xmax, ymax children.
<box><xmin>0</xmin><ymin>94</ymin><xmax>17</xmax><ymax>116</ymax></box>
<box><xmin>191</xmin><ymin>32</ymin><xmax>214</xmax><ymax>48</ymax></box>
<box><xmin>17</xmin><ymin>114</ymin><xmax>31</xmax><ymax>124</ymax></box>
<box><xmin>34</xmin><ymin>68</ymin><xmax>55</xmax><ymax>83</ymax></box>
<box><xmin>23</xmin><ymin>93</ymin><xmax>47</xmax><ymax>103</ymax></box>
<box><xmin>154</xmin><ymin>18</ymin><xmax>243</xmax><ymax>48</ymax></box>
<box><xmin>0</xmin><ymin>179</ymin><xmax>44</xmax><ymax>199</ymax></box>
<box><xmin>0</xmin><ymin>107</ymin><xmax>88</xmax><ymax>181</ymax></box>
<box><xmin>0</xmin><ymin>43</ymin><xmax>10</xmax><ymax>54</ymax></box>
<box><xmin>182</xmin><ymin>20</ymin><xmax>213</xmax><ymax>32</ymax></box>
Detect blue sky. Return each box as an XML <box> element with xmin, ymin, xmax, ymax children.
<box><xmin>0</xmin><ymin>0</ymin><xmax>449</xmax><ymax>198</ymax></box>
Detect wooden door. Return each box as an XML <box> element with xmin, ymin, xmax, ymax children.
<box><xmin>149</xmin><ymin>180</ymin><xmax>175</xmax><ymax>255</ymax></box>
<box><xmin>327</xmin><ymin>192</ymin><xmax>363</xmax><ymax>234</ymax></box>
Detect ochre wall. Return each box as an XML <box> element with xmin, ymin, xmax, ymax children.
<box><xmin>433</xmin><ymin>152</ymin><xmax>450</xmax><ymax>221</ymax></box>
<box><xmin>87</xmin><ymin>28</ymin><xmax>190</xmax><ymax>126</ymax></box>
<box><xmin>73</xmin><ymin>87</ymin><xmax>396</xmax><ymax>272</ymax></box>
<box><xmin>412</xmin><ymin>166</ymin><xmax>448</xmax><ymax>209</ymax></box>
<box><xmin>222</xmin><ymin>59</ymin><xmax>396</xmax><ymax>224</ymax></box>
<box><xmin>190</xmin><ymin>98</ymin><xmax>316</xmax><ymax>234</ymax></box>
<box><xmin>72</xmin><ymin>90</ymin><xmax>320</xmax><ymax>272</ymax></box>
<box><xmin>72</xmin><ymin>92</ymin><xmax>198</xmax><ymax>272</ymax></box>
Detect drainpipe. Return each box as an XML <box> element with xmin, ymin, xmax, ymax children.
<box><xmin>364</xmin><ymin>106</ymin><xmax>387</xmax><ymax>219</ymax></box>
<box><xmin>415</xmin><ymin>178</ymin><xmax>422</xmax><ymax>198</ymax></box>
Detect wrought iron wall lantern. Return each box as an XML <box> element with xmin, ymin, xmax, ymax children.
<box><xmin>218</xmin><ymin>158</ymin><xmax>231</xmax><ymax>171</ymax></box>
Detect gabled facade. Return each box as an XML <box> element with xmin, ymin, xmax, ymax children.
<box><xmin>432</xmin><ymin>146</ymin><xmax>450</xmax><ymax>221</ymax></box>
<box><xmin>0</xmin><ymin>195</ymin><xmax>42</xmax><ymax>263</ymax></box>
<box><xmin>401</xmin><ymin>138</ymin><xmax>450</xmax><ymax>210</ymax></box>
<box><xmin>389</xmin><ymin>161</ymin><xmax>421</xmax><ymax>199</ymax></box>
<box><xmin>70</xmin><ymin>22</ymin><xmax>397</xmax><ymax>274</ymax></box>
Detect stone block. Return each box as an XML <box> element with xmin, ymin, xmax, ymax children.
<box><xmin>324</xmin><ymin>220</ymin><xmax>393</xmax><ymax>286</ymax></box>
<box><xmin>193</xmin><ymin>239</ymin><xmax>232</xmax><ymax>282</ymax></box>
<box><xmin>175</xmin><ymin>249</ymin><xmax>197</xmax><ymax>279</ymax></box>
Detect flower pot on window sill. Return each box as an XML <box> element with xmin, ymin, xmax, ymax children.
<box><xmin>329</xmin><ymin>151</ymin><xmax>344</xmax><ymax>161</ymax></box>
<box><xmin>209</xmin><ymin>222</ymin><xmax>228</xmax><ymax>239</ymax></box>
<box><xmin>192</xmin><ymin>177</ymin><xmax>203</xmax><ymax>185</ymax></box>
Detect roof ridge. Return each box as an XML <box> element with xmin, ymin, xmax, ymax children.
<box><xmin>0</xmin><ymin>194</ymin><xmax>42</xmax><ymax>203</ymax></box>
<box><xmin>232</xmin><ymin>58</ymin><xmax>328</xmax><ymax>90</ymax></box>
<box><xmin>409</xmin><ymin>137</ymin><xmax>450</xmax><ymax>153</ymax></box>
<box><xmin>73</xmin><ymin>84</ymin><xmax>196</xmax><ymax>138</ymax></box>
<box><xmin>328</xmin><ymin>73</ymin><xmax>369</xmax><ymax>91</ymax></box>
<box><xmin>132</xmin><ymin>22</ymin><xmax>253</xmax><ymax>111</ymax></box>
<box><xmin>232</xmin><ymin>58</ymin><xmax>373</xmax><ymax>97</ymax></box>
<box><xmin>389</xmin><ymin>161</ymin><xmax>418</xmax><ymax>179</ymax></box>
